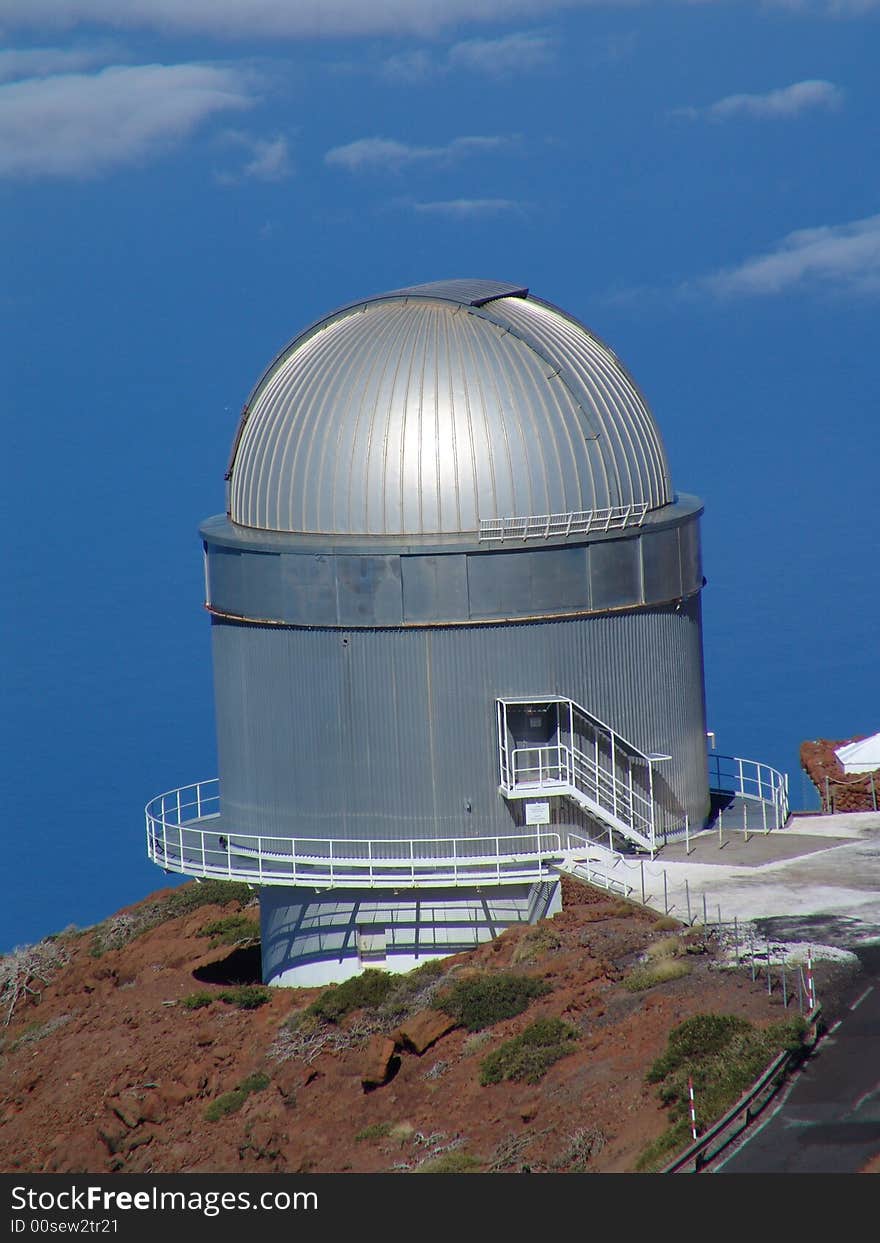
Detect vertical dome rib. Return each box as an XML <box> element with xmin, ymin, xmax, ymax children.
<box><xmin>227</xmin><ymin>282</ymin><xmax>674</xmax><ymax>536</ymax></box>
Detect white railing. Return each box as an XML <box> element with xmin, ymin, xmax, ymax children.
<box><xmin>145</xmin><ymin>780</ymin><xmax>564</xmax><ymax>888</ymax></box>
<box><xmin>561</xmin><ymin>832</ymin><xmax>638</xmax><ymax>899</ymax></box>
<box><xmin>479</xmin><ymin>503</ymin><xmax>649</xmax><ymax>543</ymax></box>
<box><xmin>497</xmin><ymin>696</ymin><xmax>658</xmax><ymax>852</ymax></box>
<box><xmin>504</xmin><ymin>743</ymin><xmax>654</xmax><ymax>845</ymax></box>
<box><xmin>708</xmin><ymin>753</ymin><xmax>789</xmax><ymax>830</ymax></box>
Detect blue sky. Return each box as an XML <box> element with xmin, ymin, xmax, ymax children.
<box><xmin>3</xmin><ymin>1</ymin><xmax>878</xmax><ymax>951</ymax></box>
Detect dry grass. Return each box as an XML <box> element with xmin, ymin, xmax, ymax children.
<box><xmin>646</xmin><ymin>936</ymin><xmax>684</xmax><ymax>961</ymax></box>
<box><xmin>652</xmin><ymin>915</ymin><xmax>681</xmax><ymax>932</ymax></box>
<box><xmin>624</xmin><ymin>959</ymin><xmax>690</xmax><ymax>992</ymax></box>
<box><xmin>512</xmin><ymin>925</ymin><xmax>562</xmax><ymax>965</ymax></box>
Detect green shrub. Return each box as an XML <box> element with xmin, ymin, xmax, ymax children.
<box><xmin>355</xmin><ymin>1122</ymin><xmax>393</xmax><ymax>1143</ymax></box>
<box><xmin>638</xmin><ymin>1013</ymin><xmax>808</xmax><ymax>1170</ymax></box>
<box><xmin>479</xmin><ymin>1017</ymin><xmax>578</xmax><ymax>1085</ymax></box>
<box><xmin>198</xmin><ymin>915</ymin><xmax>260</xmax><ymax>948</ymax></box>
<box><xmin>162</xmin><ymin>880</ymin><xmax>254</xmax><ymax>918</ymax></box>
<box><xmin>204</xmin><ymin>1071</ymin><xmax>270</xmax><ymax>1122</ymax></box>
<box><xmin>180</xmin><ymin>992</ymin><xmax>215</xmax><ymax>1010</ymax></box>
<box><xmin>237</xmin><ymin>1071</ymin><xmax>270</xmax><ymax>1093</ymax></box>
<box><xmin>436</xmin><ymin>973</ymin><xmax>551</xmax><ymax>1032</ymax></box>
<box><xmin>181</xmin><ymin>986</ymin><xmax>269</xmax><ymax>1011</ymax></box>
<box><xmin>217</xmin><ymin>986</ymin><xmax>270</xmax><ymax>1010</ymax></box>
<box><xmin>205</xmin><ymin>1090</ymin><xmax>248</xmax><ymax>1121</ymax></box>
<box><xmin>307</xmin><ymin>970</ymin><xmax>396</xmax><ymax>1023</ymax></box>
<box><xmin>647</xmin><ymin>1013</ymin><xmax>752</xmax><ymax>1081</ymax></box>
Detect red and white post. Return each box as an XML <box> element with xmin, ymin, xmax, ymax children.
<box><xmin>688</xmin><ymin>1076</ymin><xmax>698</xmax><ymax>1140</ymax></box>
<box><xmin>805</xmin><ymin>948</ymin><xmax>816</xmax><ymax>1012</ymax></box>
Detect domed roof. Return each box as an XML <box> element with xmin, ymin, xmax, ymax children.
<box><xmin>226</xmin><ymin>280</ymin><xmax>672</xmax><ymax>539</ymax></box>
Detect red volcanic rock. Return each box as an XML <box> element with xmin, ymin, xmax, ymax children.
<box><xmin>0</xmin><ymin>876</ymin><xmax>840</xmax><ymax>1175</ymax></box>
<box><xmin>801</xmin><ymin>737</ymin><xmax>880</xmax><ymax>813</ymax></box>
<box><xmin>395</xmin><ymin>1010</ymin><xmax>457</xmax><ymax>1055</ymax></box>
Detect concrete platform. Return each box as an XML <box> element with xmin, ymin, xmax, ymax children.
<box><xmin>638</xmin><ymin>812</ymin><xmax>880</xmax><ymax>946</ymax></box>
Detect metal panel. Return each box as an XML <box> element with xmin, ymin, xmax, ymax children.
<box><xmin>206</xmin><ymin>545</ymin><xmax>243</xmax><ymax>616</ymax></box>
<box><xmin>400</xmin><ymin>553</ymin><xmax>469</xmax><ymax>622</ymax></box>
<box><xmin>335</xmin><ymin>555</ymin><xmax>403</xmax><ymax>626</ymax></box>
<box><xmin>211</xmin><ymin>597</ymin><xmax>709</xmax><ymax>847</ymax></box>
<box><xmin>642</xmin><ymin>525</ymin><xmax>682</xmax><ymax>603</ymax></box>
<box><xmin>240</xmin><ymin>550</ymin><xmax>282</xmax><ymax>620</ymax></box>
<box><xmin>280</xmin><ymin>553</ymin><xmax>337</xmax><ymax>626</ymax></box>
<box><xmin>588</xmin><ymin>537</ymin><xmax>642</xmax><ymax>611</ymax></box>
<box><xmin>205</xmin><ymin>511</ymin><xmax>700</xmax><ymax>625</ymax></box>
<box><xmin>678</xmin><ymin>517</ymin><xmax>703</xmax><ymax>594</ymax></box>
<box><xmin>467</xmin><ymin>546</ymin><xmax>588</xmax><ymax>619</ymax></box>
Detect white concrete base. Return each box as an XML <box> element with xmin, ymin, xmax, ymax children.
<box><xmin>259</xmin><ymin>879</ymin><xmax>561</xmax><ymax>988</ymax></box>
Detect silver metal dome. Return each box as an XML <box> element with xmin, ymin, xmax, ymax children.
<box><xmin>226</xmin><ymin>280</ymin><xmax>673</xmax><ymax>538</ymax></box>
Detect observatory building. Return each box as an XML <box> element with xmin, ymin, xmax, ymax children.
<box><xmin>147</xmin><ymin>279</ymin><xmax>779</xmax><ymax>986</ymax></box>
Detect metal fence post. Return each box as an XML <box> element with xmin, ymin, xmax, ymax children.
<box><xmin>781</xmin><ymin>960</ymin><xmax>788</xmax><ymax>1009</ymax></box>
<box><xmin>685</xmin><ymin>879</ymin><xmax>692</xmax><ymax>924</ymax></box>
<box><xmin>733</xmin><ymin>916</ymin><xmax>739</xmax><ymax>965</ymax></box>
<box><xmin>663</xmin><ymin>869</ymin><xmax>668</xmax><ymax>915</ymax></box>
<box><xmin>640</xmin><ymin>859</ymin><xmax>646</xmax><ymax>905</ymax></box>
<box><xmin>702</xmin><ymin>892</ymin><xmax>708</xmax><ymax>928</ymax></box>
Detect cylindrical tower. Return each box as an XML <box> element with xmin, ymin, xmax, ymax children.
<box><xmin>149</xmin><ymin>279</ymin><xmax>710</xmax><ymax>985</ymax></box>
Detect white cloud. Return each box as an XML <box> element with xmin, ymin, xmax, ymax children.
<box><xmin>218</xmin><ymin>130</ymin><xmax>292</xmax><ymax>182</ymax></box>
<box><xmin>378</xmin><ymin>49</ymin><xmax>435</xmax><ymax>84</ymax></box>
<box><xmin>703</xmin><ymin>213</ymin><xmax>880</xmax><ymax>296</ymax></box>
<box><xmin>675</xmin><ymin>79</ymin><xmax>843</xmax><ymax>122</ymax></box>
<box><xmin>377</xmin><ymin>29</ymin><xmax>555</xmax><ymax>83</ymax></box>
<box><xmin>325</xmin><ymin>134</ymin><xmax>511</xmax><ymax>172</ymax></box>
<box><xmin>772</xmin><ymin>0</ymin><xmax>880</xmax><ymax>12</ymax></box>
<box><xmin>242</xmin><ymin>134</ymin><xmax>290</xmax><ymax>179</ymax></box>
<box><xmin>447</xmin><ymin>30</ymin><xmax>555</xmax><ymax>75</ymax></box>
<box><xmin>0</xmin><ymin>63</ymin><xmax>252</xmax><ymax>178</ymax></box>
<box><xmin>0</xmin><ymin>44</ymin><xmax>120</xmax><ymax>83</ymax></box>
<box><xmin>0</xmin><ymin>1</ymin><xmax>592</xmax><ymax>40</ymax></box>
<box><xmin>411</xmin><ymin>197</ymin><xmax>523</xmax><ymax>215</ymax></box>
<box><xmin>2</xmin><ymin>0</ymin><xmax>878</xmax><ymax>39</ymax></box>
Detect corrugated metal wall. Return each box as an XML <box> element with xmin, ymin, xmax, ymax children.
<box><xmin>211</xmin><ymin>595</ymin><xmax>708</xmax><ymax>844</ymax></box>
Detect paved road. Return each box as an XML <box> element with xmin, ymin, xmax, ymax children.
<box><xmin>718</xmin><ymin>956</ymin><xmax>880</xmax><ymax>1173</ymax></box>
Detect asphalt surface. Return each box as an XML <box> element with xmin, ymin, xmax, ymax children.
<box><xmin>717</xmin><ymin>946</ymin><xmax>880</xmax><ymax>1173</ymax></box>
<box><xmin>644</xmin><ymin>813</ymin><xmax>880</xmax><ymax>1174</ymax></box>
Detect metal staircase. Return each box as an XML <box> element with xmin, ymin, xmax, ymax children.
<box><xmin>497</xmin><ymin>696</ymin><xmax>665</xmax><ymax>854</ymax></box>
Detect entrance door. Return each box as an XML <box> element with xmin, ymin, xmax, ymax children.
<box><xmin>503</xmin><ymin>702</ymin><xmax>561</xmax><ymax>788</ymax></box>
